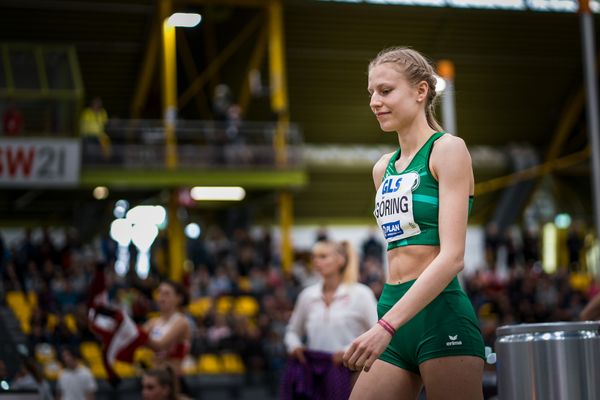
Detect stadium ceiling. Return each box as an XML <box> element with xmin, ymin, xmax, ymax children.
<box><xmin>0</xmin><ymin>0</ymin><xmax>598</xmax><ymax>225</ymax></box>
<box><xmin>317</xmin><ymin>0</ymin><xmax>600</xmax><ymax>13</ymax></box>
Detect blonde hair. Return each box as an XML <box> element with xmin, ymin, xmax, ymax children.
<box><xmin>316</xmin><ymin>240</ymin><xmax>359</xmax><ymax>284</ymax></box>
<box><xmin>369</xmin><ymin>46</ymin><xmax>443</xmax><ymax>132</ymax></box>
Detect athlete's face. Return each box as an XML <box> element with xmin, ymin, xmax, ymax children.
<box><xmin>157</xmin><ymin>283</ymin><xmax>180</xmax><ymax>313</ymax></box>
<box><xmin>368</xmin><ymin>64</ymin><xmax>422</xmax><ymax>132</ymax></box>
<box><xmin>312</xmin><ymin>243</ymin><xmax>344</xmax><ymax>279</ymax></box>
<box><xmin>142</xmin><ymin>375</ymin><xmax>170</xmax><ymax>400</ymax></box>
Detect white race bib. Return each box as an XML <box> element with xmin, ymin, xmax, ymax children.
<box><xmin>374</xmin><ymin>172</ymin><xmax>421</xmax><ymax>243</ymax></box>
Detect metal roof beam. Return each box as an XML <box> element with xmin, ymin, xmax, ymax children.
<box><xmin>0</xmin><ymin>0</ymin><xmax>153</xmax><ymax>14</ymax></box>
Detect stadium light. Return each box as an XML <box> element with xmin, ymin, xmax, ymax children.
<box><xmin>185</xmin><ymin>223</ymin><xmax>201</xmax><ymax>239</ymax></box>
<box><xmin>190</xmin><ymin>186</ymin><xmax>246</xmax><ymax>201</ymax></box>
<box><xmin>93</xmin><ymin>186</ymin><xmax>109</xmax><ymax>200</ymax></box>
<box><xmin>166</xmin><ymin>12</ymin><xmax>202</xmax><ymax>27</ymax></box>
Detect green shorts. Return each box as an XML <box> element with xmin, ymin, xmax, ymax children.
<box><xmin>378</xmin><ymin>277</ymin><xmax>485</xmax><ymax>375</ymax></box>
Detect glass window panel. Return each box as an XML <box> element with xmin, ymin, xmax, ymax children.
<box><xmin>44</xmin><ymin>50</ymin><xmax>74</xmax><ymax>90</ymax></box>
<box><xmin>9</xmin><ymin>49</ymin><xmax>40</xmax><ymax>90</ymax></box>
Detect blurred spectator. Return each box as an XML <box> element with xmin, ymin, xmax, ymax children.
<box><xmin>2</xmin><ymin>101</ymin><xmax>24</xmax><ymax>135</ymax></box>
<box><xmin>484</xmin><ymin>222</ymin><xmax>502</xmax><ymax>268</ymax></box>
<box><xmin>361</xmin><ymin>229</ymin><xmax>384</xmax><ymax>263</ymax></box>
<box><xmin>143</xmin><ymin>280</ymin><xmax>192</xmax><ymax>375</ymax></box>
<box><xmin>79</xmin><ymin>97</ymin><xmax>110</xmax><ymax>161</ymax></box>
<box><xmin>11</xmin><ymin>358</ymin><xmax>53</xmax><ymax>400</ymax></box>
<box><xmin>504</xmin><ymin>228</ymin><xmax>522</xmax><ymax>270</ymax></box>
<box><xmin>27</xmin><ymin>321</ymin><xmax>51</xmax><ymax>354</ymax></box>
<box><xmin>360</xmin><ymin>255</ymin><xmax>385</xmax><ymax>299</ymax></box>
<box><xmin>522</xmin><ymin>226</ymin><xmax>540</xmax><ymax>267</ymax></box>
<box><xmin>207</xmin><ymin>266</ymin><xmax>233</xmax><ymax>297</ymax></box>
<box><xmin>282</xmin><ymin>240</ymin><xmax>377</xmax><ymax>399</ymax></box>
<box><xmin>212</xmin><ymin>84</ymin><xmax>232</xmax><ymax>121</ymax></box>
<box><xmin>51</xmin><ymin>314</ymin><xmax>79</xmax><ymax>349</ymax></box>
<box><xmin>223</xmin><ymin>104</ymin><xmax>252</xmax><ymax>165</ymax></box>
<box><xmin>206</xmin><ymin>314</ymin><xmax>232</xmax><ymax>351</ymax></box>
<box><xmin>57</xmin><ymin>347</ymin><xmax>97</xmax><ymax>400</ymax></box>
<box><xmin>142</xmin><ymin>366</ymin><xmax>190</xmax><ymax>400</ymax></box>
<box><xmin>567</xmin><ymin>222</ymin><xmax>584</xmax><ymax>271</ymax></box>
<box><xmin>315</xmin><ymin>226</ymin><xmax>329</xmax><ymax>243</ymax></box>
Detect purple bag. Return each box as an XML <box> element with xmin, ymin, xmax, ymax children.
<box><xmin>280</xmin><ymin>349</ymin><xmax>354</xmax><ymax>400</ymax></box>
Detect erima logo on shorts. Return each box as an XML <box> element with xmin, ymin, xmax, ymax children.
<box><xmin>446</xmin><ymin>335</ymin><xmax>463</xmax><ymax>346</ymax></box>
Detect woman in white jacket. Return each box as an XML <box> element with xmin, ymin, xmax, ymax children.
<box><xmin>283</xmin><ymin>239</ymin><xmax>378</xmax><ymax>398</ymax></box>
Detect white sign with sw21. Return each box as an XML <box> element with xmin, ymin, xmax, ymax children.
<box><xmin>0</xmin><ymin>138</ymin><xmax>81</xmax><ymax>187</ymax></box>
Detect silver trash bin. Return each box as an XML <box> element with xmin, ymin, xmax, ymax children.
<box><xmin>496</xmin><ymin>321</ymin><xmax>600</xmax><ymax>400</ymax></box>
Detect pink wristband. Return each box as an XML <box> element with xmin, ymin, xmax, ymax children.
<box><xmin>377</xmin><ymin>318</ymin><xmax>396</xmax><ymax>337</ymax></box>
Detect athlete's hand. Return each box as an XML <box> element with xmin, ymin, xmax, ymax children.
<box><xmin>343</xmin><ymin>324</ymin><xmax>392</xmax><ymax>372</ymax></box>
<box><xmin>332</xmin><ymin>351</ymin><xmax>345</xmax><ymax>366</ymax></box>
<box><xmin>290</xmin><ymin>347</ymin><xmax>306</xmax><ymax>364</ymax></box>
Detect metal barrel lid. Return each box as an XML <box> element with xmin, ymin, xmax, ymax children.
<box><xmin>497</xmin><ymin>321</ymin><xmax>600</xmax><ymax>337</ymax></box>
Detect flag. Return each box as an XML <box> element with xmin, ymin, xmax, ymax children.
<box><xmin>87</xmin><ymin>264</ymin><xmax>148</xmax><ymax>385</ymax></box>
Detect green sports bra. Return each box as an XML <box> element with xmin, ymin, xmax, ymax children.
<box><xmin>373</xmin><ymin>132</ymin><xmax>474</xmax><ymax>251</ymax></box>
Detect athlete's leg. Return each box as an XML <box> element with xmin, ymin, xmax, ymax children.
<box><xmin>349</xmin><ymin>359</ymin><xmax>422</xmax><ymax>400</ymax></box>
<box><xmin>419</xmin><ymin>355</ymin><xmax>484</xmax><ymax>400</ymax></box>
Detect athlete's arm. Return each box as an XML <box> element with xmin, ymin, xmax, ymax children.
<box><xmin>143</xmin><ymin>318</ymin><xmax>155</xmax><ymax>333</ymax></box>
<box><xmin>372</xmin><ymin>152</ymin><xmax>394</xmax><ymax>190</ymax></box>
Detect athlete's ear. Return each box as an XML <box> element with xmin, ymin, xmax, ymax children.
<box><xmin>416</xmin><ymin>80</ymin><xmax>428</xmax><ymax>102</ymax></box>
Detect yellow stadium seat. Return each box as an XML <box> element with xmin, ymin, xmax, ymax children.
<box><xmin>221</xmin><ymin>353</ymin><xmax>245</xmax><ymax>374</ymax></box>
<box><xmin>6</xmin><ymin>291</ymin><xmax>26</xmax><ymax>307</ymax></box>
<box><xmin>570</xmin><ymin>272</ymin><xmax>591</xmax><ymax>292</ymax></box>
<box><xmin>20</xmin><ymin>318</ymin><xmax>31</xmax><ymax>334</ymax></box>
<box><xmin>234</xmin><ymin>296</ymin><xmax>259</xmax><ymax>317</ymax></box>
<box><xmin>197</xmin><ymin>354</ymin><xmax>222</xmax><ymax>374</ymax></box>
<box><xmin>43</xmin><ymin>361</ymin><xmax>61</xmax><ymax>381</ymax></box>
<box><xmin>27</xmin><ymin>291</ymin><xmax>37</xmax><ymax>307</ymax></box>
<box><xmin>6</xmin><ymin>291</ymin><xmax>31</xmax><ymax>333</ymax></box>
<box><xmin>90</xmin><ymin>363</ymin><xmax>108</xmax><ymax>379</ymax></box>
<box><xmin>114</xmin><ymin>361</ymin><xmax>137</xmax><ymax>378</ymax></box>
<box><xmin>133</xmin><ymin>347</ymin><xmax>155</xmax><ymax>366</ymax></box>
<box><xmin>216</xmin><ymin>296</ymin><xmax>234</xmax><ymax>315</ymax></box>
<box><xmin>188</xmin><ymin>297</ymin><xmax>212</xmax><ymax>318</ymax></box>
<box><xmin>238</xmin><ymin>277</ymin><xmax>252</xmax><ymax>292</ymax></box>
<box><xmin>80</xmin><ymin>341</ymin><xmax>102</xmax><ymax>362</ymax></box>
<box><xmin>47</xmin><ymin>314</ymin><xmax>58</xmax><ymax>331</ymax></box>
<box><xmin>64</xmin><ymin>313</ymin><xmax>78</xmax><ymax>333</ymax></box>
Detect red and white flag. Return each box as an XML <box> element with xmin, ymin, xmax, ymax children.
<box><xmin>87</xmin><ymin>264</ymin><xmax>148</xmax><ymax>385</ymax></box>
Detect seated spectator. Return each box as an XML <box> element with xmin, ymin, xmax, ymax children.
<box><xmin>2</xmin><ymin>101</ymin><xmax>24</xmax><ymax>136</ymax></box>
<box><xmin>51</xmin><ymin>314</ymin><xmax>79</xmax><ymax>349</ymax></box>
<box><xmin>206</xmin><ymin>314</ymin><xmax>233</xmax><ymax>351</ymax></box>
<box><xmin>11</xmin><ymin>357</ymin><xmax>53</xmax><ymax>400</ymax></box>
<box><xmin>57</xmin><ymin>347</ymin><xmax>97</xmax><ymax>400</ymax></box>
<box><xmin>79</xmin><ymin>97</ymin><xmax>110</xmax><ymax>161</ymax></box>
<box><xmin>27</xmin><ymin>322</ymin><xmax>51</xmax><ymax>354</ymax></box>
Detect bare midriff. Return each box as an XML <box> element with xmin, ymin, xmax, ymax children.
<box><xmin>387</xmin><ymin>245</ymin><xmax>440</xmax><ymax>284</ymax></box>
